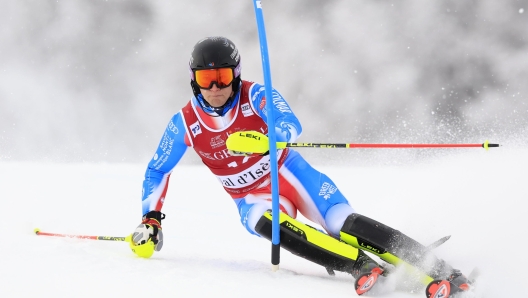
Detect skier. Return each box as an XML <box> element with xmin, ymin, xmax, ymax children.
<box><xmin>130</xmin><ymin>36</ymin><xmax>472</xmax><ymax>297</ymax></box>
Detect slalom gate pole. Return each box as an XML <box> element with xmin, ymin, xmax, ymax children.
<box><xmin>251</xmin><ymin>0</ymin><xmax>281</xmax><ymax>271</ymax></box>
<box><xmin>34</xmin><ymin>228</ymin><xmax>130</xmax><ymax>242</ymax></box>
<box><xmin>277</xmin><ymin>141</ymin><xmax>500</xmax><ymax>150</ymax></box>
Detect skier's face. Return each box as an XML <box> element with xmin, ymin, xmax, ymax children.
<box><xmin>200</xmin><ymin>84</ymin><xmax>234</xmax><ymax>108</ymax></box>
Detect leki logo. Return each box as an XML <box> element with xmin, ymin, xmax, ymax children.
<box><xmin>208</xmin><ymin>62</ymin><xmax>215</xmax><ymax>66</ymax></box>
<box><xmin>359</xmin><ymin>242</ymin><xmax>383</xmax><ymax>254</ymax></box>
<box><xmin>285</xmin><ymin>222</ymin><xmax>304</xmax><ymax>235</ymax></box>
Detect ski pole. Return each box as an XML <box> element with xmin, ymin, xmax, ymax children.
<box><xmin>279</xmin><ymin>141</ymin><xmax>499</xmax><ymax>150</ymax></box>
<box><xmin>226</xmin><ymin>131</ymin><xmax>500</xmax><ymax>155</ymax></box>
<box><xmin>34</xmin><ymin>228</ymin><xmax>131</xmax><ymax>242</ymax></box>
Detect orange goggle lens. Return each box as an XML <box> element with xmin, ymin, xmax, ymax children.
<box><xmin>194</xmin><ymin>68</ymin><xmax>235</xmax><ymax>89</ymax></box>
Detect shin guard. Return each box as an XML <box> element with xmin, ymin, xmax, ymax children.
<box><xmin>255</xmin><ymin>210</ymin><xmax>363</xmax><ymax>274</ymax></box>
<box><xmin>339</xmin><ymin>213</ymin><xmax>453</xmax><ymax>283</ymax></box>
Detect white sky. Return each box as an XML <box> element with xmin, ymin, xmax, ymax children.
<box><xmin>1</xmin><ymin>144</ymin><xmax>525</xmax><ymax>297</ymax></box>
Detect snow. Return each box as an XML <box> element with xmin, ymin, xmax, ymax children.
<box><xmin>1</xmin><ymin>145</ymin><xmax>526</xmax><ymax>298</ymax></box>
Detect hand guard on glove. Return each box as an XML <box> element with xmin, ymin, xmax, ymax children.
<box><xmin>226</xmin><ymin>131</ymin><xmax>270</xmax><ymax>157</ymax></box>
<box><xmin>130</xmin><ymin>211</ymin><xmax>165</xmax><ymax>257</ymax></box>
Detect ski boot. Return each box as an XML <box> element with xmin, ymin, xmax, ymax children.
<box><xmin>426</xmin><ymin>269</ymin><xmax>473</xmax><ymax>298</ymax></box>
<box><xmin>352</xmin><ymin>250</ymin><xmax>386</xmax><ymax>295</ymax></box>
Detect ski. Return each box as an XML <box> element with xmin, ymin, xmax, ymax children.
<box><xmin>425</xmin><ymin>235</ymin><xmax>451</xmax><ymax>251</ymax></box>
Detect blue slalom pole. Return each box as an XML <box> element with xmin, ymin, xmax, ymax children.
<box><xmin>251</xmin><ymin>0</ymin><xmax>280</xmax><ymax>271</ymax></box>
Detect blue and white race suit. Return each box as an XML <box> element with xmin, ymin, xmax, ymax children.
<box><xmin>141</xmin><ymin>80</ymin><xmax>355</xmax><ymax>237</ymax></box>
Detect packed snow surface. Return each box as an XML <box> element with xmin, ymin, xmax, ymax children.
<box><xmin>1</xmin><ymin>146</ymin><xmax>525</xmax><ymax>297</ymax></box>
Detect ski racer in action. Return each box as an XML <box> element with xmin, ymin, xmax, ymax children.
<box><xmin>130</xmin><ymin>36</ymin><xmax>473</xmax><ymax>297</ymax></box>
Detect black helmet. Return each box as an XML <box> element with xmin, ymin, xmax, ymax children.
<box><xmin>189</xmin><ymin>37</ymin><xmax>242</xmax><ymax>102</ymax></box>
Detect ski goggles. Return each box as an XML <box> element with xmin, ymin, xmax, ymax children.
<box><xmin>193</xmin><ymin>67</ymin><xmax>235</xmax><ymax>90</ymax></box>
